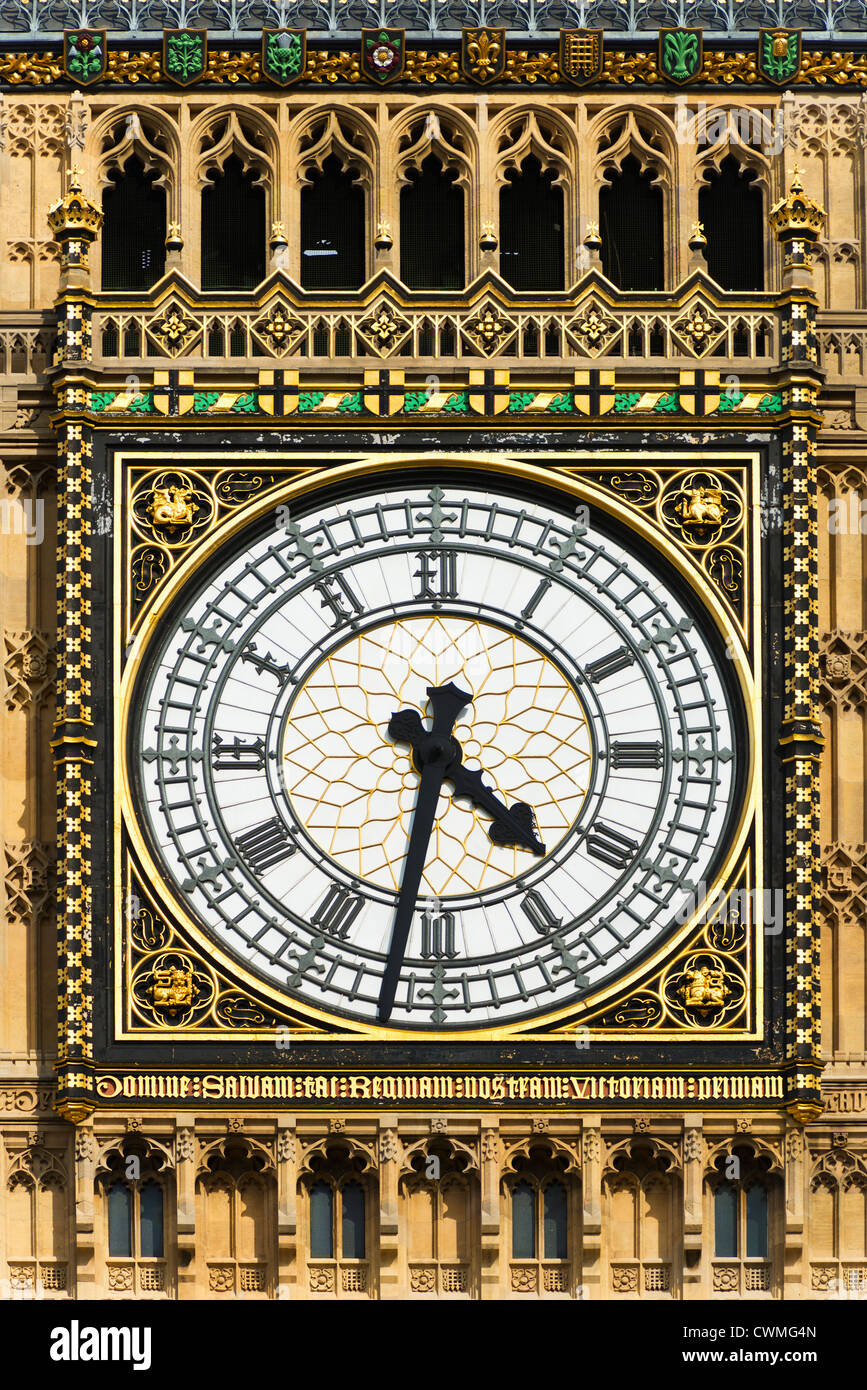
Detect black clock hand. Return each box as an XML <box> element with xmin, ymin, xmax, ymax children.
<box><xmin>445</xmin><ymin>762</ymin><xmax>545</xmax><ymax>856</ymax></box>
<box><xmin>390</xmin><ymin>710</ymin><xmax>544</xmax><ymax>854</ymax></box>
<box><xmin>379</xmin><ymin>682</ymin><xmax>470</xmax><ymax>1023</ymax></box>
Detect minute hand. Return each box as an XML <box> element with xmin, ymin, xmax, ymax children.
<box><xmin>446</xmin><ymin>762</ymin><xmax>545</xmax><ymax>856</ymax></box>
<box><xmin>378</xmin><ymin>682</ymin><xmax>471</xmax><ymax>1023</ymax></box>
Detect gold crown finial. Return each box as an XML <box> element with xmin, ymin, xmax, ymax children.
<box><xmin>769</xmin><ymin>167</ymin><xmax>825</xmax><ymax>241</ymax></box>
<box><xmin>47</xmin><ymin>165</ymin><xmax>102</xmax><ymax>241</ymax></box>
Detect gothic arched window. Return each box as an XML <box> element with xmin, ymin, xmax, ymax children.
<box><xmin>107</xmin><ymin>1181</ymin><xmax>133</xmax><ymax>1258</ymax></box>
<box><xmin>301</xmin><ymin>154</ymin><xmax>365</xmax><ymax>291</ymax></box>
<box><xmin>699</xmin><ymin>155</ymin><xmax>764</xmax><ymax>290</ymax></box>
<box><xmin>599</xmin><ymin>154</ymin><xmax>664</xmax><ymax>290</ymax></box>
<box><xmin>101</xmin><ymin>155</ymin><xmax>166</xmax><ymax>291</ymax></box>
<box><xmin>510</xmin><ymin>1174</ymin><xmax>570</xmax><ymax>1263</ymax></box>
<box><xmin>713</xmin><ymin>1180</ymin><xmax>738</xmax><ymax>1258</ymax></box>
<box><xmin>201</xmin><ymin>153</ymin><xmax>266</xmax><ymax>291</ymax></box>
<box><xmin>500</xmin><ymin>155</ymin><xmax>564</xmax><ymax>292</ymax></box>
<box><xmin>400</xmin><ymin>155</ymin><xmax>464</xmax><ymax>290</ymax></box>
<box><xmin>713</xmin><ymin>1178</ymin><xmax>768</xmax><ymax>1259</ymax></box>
<box><xmin>107</xmin><ymin>1178</ymin><xmax>163</xmax><ymax>1259</ymax></box>
<box><xmin>309</xmin><ymin>1181</ymin><xmax>334</xmax><ymax>1258</ymax></box>
<box><xmin>341</xmin><ymin>1180</ymin><xmax>366</xmax><ymax>1260</ymax></box>
<box><xmin>512</xmin><ymin>1180</ymin><xmax>536</xmax><ymax>1258</ymax></box>
<box><xmin>543</xmin><ymin>1180</ymin><xmax>568</xmax><ymax>1260</ymax></box>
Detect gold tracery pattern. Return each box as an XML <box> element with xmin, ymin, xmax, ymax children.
<box><xmin>282</xmin><ymin>617</ymin><xmax>592</xmax><ymax>897</ymax></box>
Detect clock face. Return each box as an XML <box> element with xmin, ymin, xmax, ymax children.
<box><xmin>130</xmin><ymin>470</ymin><xmax>744</xmax><ymax>1034</ymax></box>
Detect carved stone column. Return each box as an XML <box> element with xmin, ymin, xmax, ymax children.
<box><xmin>784</xmin><ymin>1123</ymin><xmax>806</xmax><ymax>1296</ymax></box>
<box><xmin>276</xmin><ymin>1115</ymin><xmax>297</xmax><ymax>1297</ymax></box>
<box><xmin>377</xmin><ymin>1114</ymin><xmax>400</xmax><ymax>1298</ymax></box>
<box><xmin>73</xmin><ymin>1123</ymin><xmax>95</xmax><ymax>1296</ymax></box>
<box><xmin>682</xmin><ymin>1113</ymin><xmax>704</xmax><ymax>1299</ymax></box>
<box><xmin>480</xmin><ymin>1120</ymin><xmax>500</xmax><ymax>1299</ymax></box>
<box><xmin>580</xmin><ymin>1116</ymin><xmax>602</xmax><ymax>1297</ymax></box>
<box><xmin>175</xmin><ymin>1122</ymin><xmax>196</xmax><ymax>1297</ymax></box>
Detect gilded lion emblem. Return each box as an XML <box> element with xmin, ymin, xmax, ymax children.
<box><xmin>148</xmin><ymin>485</ymin><xmax>194</xmax><ymax>530</ymax></box>
<box><xmin>675</xmin><ymin>485</ymin><xmax>726</xmax><ymax>529</ymax></box>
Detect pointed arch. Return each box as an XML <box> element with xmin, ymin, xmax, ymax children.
<box><xmin>291</xmin><ymin>110</ymin><xmax>375</xmax><ymax>289</ymax></box>
<box><xmin>201</xmin><ymin>154</ymin><xmax>266</xmax><ymax>291</ymax></box>
<box><xmin>94</xmin><ymin>111</ymin><xmax>176</xmax><ymax>294</ymax></box>
<box><xmin>195</xmin><ymin>112</ymin><xmax>273</xmax><ymax>292</ymax></box>
<box><xmin>699</xmin><ymin>154</ymin><xmax>765</xmax><ymax>291</ymax></box>
<box><xmin>599</xmin><ymin>154</ymin><xmax>664</xmax><ymax>291</ymax></box>
<box><xmin>101</xmin><ymin>155</ymin><xmax>167</xmax><ymax>291</ymax></box>
<box><xmin>499</xmin><ymin>156</ymin><xmax>564</xmax><ymax>291</ymax></box>
<box><xmin>592</xmin><ymin>111</ymin><xmax>673</xmax><ymax>291</ymax></box>
<box><xmin>400</xmin><ymin>155</ymin><xmax>465</xmax><ymax>290</ymax></box>
<box><xmin>300</xmin><ymin>154</ymin><xmax>365</xmax><ymax>291</ymax></box>
<box><xmin>493</xmin><ymin>110</ymin><xmax>576</xmax><ymax>292</ymax></box>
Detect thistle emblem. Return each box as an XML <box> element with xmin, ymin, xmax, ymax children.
<box><xmin>758</xmin><ymin>28</ymin><xmax>802</xmax><ymax>86</ymax></box>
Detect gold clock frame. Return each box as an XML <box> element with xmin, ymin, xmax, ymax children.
<box><xmin>114</xmin><ymin>448</ymin><xmax>763</xmax><ymax>1043</ymax></box>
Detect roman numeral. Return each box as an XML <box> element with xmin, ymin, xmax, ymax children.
<box><xmin>420</xmin><ymin>907</ymin><xmax>458</xmax><ymax>959</ymax></box>
<box><xmin>313</xmin><ymin>883</ymin><xmax>363</xmax><ymax>940</ymax></box>
<box><xmin>521</xmin><ymin>578</ymin><xmax>552</xmax><ymax>621</ymax></box>
<box><xmin>212</xmin><ymin>733</ymin><xmax>265</xmax><ymax>771</ymax></box>
<box><xmin>234</xmin><ymin>817</ymin><xmax>296</xmax><ymax>874</ymax></box>
<box><xmin>315</xmin><ymin>573</ymin><xmax>364</xmax><ymax>627</ymax></box>
<box><xmin>585</xmin><ymin>646</ymin><xmax>635</xmax><ymax>684</ymax></box>
<box><xmin>521</xmin><ymin>888</ymin><xmax>563</xmax><ymax>936</ymax></box>
<box><xmin>240</xmin><ymin>642</ymin><xmax>292</xmax><ymax>687</ymax></box>
<box><xmin>586</xmin><ymin>822</ymin><xmax>639</xmax><ymax>870</ymax></box>
<box><xmin>414</xmin><ymin>549</ymin><xmax>458</xmax><ymax>601</ymax></box>
<box><xmin>610</xmin><ymin>740</ymin><xmax>664</xmax><ymax>770</ymax></box>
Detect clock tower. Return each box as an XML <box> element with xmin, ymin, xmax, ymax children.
<box><xmin>0</xmin><ymin>6</ymin><xmax>864</xmax><ymax>1304</ymax></box>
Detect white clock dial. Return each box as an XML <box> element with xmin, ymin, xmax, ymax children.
<box><xmin>132</xmin><ymin>475</ymin><xmax>742</xmax><ymax>1031</ymax></box>
<box><xmin>282</xmin><ymin>616</ymin><xmax>592</xmax><ymax>897</ymax></box>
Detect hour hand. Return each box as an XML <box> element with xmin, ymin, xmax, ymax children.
<box><xmin>447</xmin><ymin>762</ymin><xmax>545</xmax><ymax>856</ymax></box>
<box><xmin>387</xmin><ymin>708</ymin><xmax>425</xmax><ymax>750</ymax></box>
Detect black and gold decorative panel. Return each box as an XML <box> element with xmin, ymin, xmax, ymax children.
<box><xmin>104</xmin><ymin>442</ymin><xmax>767</xmax><ymax>1063</ymax></box>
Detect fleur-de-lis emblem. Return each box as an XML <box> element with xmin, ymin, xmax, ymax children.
<box><xmin>462</xmin><ymin>28</ymin><xmax>506</xmax><ymax>84</ymax></box>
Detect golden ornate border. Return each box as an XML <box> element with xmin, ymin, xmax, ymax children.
<box><xmin>3</xmin><ymin>45</ymin><xmax>867</xmax><ymax>89</ymax></box>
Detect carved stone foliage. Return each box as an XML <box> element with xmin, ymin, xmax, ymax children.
<box><xmin>3</xmin><ymin>840</ymin><xmax>55</xmax><ymax>926</ymax></box>
<box><xmin>820</xmin><ymin>842</ymin><xmax>867</xmax><ymax>929</ymax></box>
<box><xmin>277</xmin><ymin>1129</ymin><xmax>296</xmax><ymax>1164</ymax></box>
<box><xmin>819</xmin><ymin>631</ymin><xmax>867</xmax><ymax>712</ymax></box>
<box><xmin>379</xmin><ymin>1129</ymin><xmax>399</xmax><ymax>1165</ymax></box>
<box><xmin>2</xmin><ymin>629</ymin><xmax>56</xmax><ymax>711</ymax></box>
